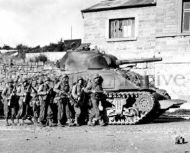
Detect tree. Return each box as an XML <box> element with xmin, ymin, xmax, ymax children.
<box><xmin>2</xmin><ymin>44</ymin><xmax>13</xmax><ymax>50</ymax></box>
<box><xmin>56</xmin><ymin>38</ymin><xmax>65</xmax><ymax>51</ymax></box>
<box><xmin>35</xmin><ymin>54</ymin><xmax>48</xmax><ymax>63</ymax></box>
<box><xmin>16</xmin><ymin>44</ymin><xmax>29</xmax><ymax>50</ymax></box>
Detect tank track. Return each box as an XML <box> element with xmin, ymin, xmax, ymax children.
<box><xmin>106</xmin><ymin>91</ymin><xmax>158</xmax><ymax>125</ymax></box>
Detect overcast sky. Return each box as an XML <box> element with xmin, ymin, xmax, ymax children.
<box><xmin>0</xmin><ymin>0</ymin><xmax>101</xmax><ymax>47</ymax></box>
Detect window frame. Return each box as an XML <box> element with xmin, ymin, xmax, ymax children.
<box><xmin>106</xmin><ymin>16</ymin><xmax>138</xmax><ymax>42</ymax></box>
<box><xmin>181</xmin><ymin>0</ymin><xmax>190</xmax><ymax>33</ymax></box>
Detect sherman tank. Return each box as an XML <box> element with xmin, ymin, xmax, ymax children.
<box><xmin>59</xmin><ymin>48</ymin><xmax>185</xmax><ymax>125</ymax></box>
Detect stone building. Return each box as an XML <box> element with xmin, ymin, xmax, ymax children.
<box><xmin>81</xmin><ymin>0</ymin><xmax>190</xmax><ymax>101</ymax></box>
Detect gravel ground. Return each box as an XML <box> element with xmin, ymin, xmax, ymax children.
<box><xmin>0</xmin><ymin>118</ymin><xmax>190</xmax><ymax>153</ymax></box>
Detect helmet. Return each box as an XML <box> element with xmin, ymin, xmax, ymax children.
<box><xmin>77</xmin><ymin>76</ymin><xmax>83</xmax><ymax>82</ymax></box>
<box><xmin>44</xmin><ymin>77</ymin><xmax>51</xmax><ymax>82</ymax></box>
<box><xmin>93</xmin><ymin>74</ymin><xmax>101</xmax><ymax>80</ymax></box>
<box><xmin>22</xmin><ymin>78</ymin><xmax>28</xmax><ymax>83</ymax></box>
<box><xmin>93</xmin><ymin>74</ymin><xmax>103</xmax><ymax>84</ymax></box>
<box><xmin>62</xmin><ymin>74</ymin><xmax>69</xmax><ymax>78</ymax></box>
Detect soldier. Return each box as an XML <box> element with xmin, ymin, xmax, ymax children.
<box><xmin>2</xmin><ymin>79</ymin><xmax>17</xmax><ymax>126</ymax></box>
<box><xmin>54</xmin><ymin>74</ymin><xmax>70</xmax><ymax>127</ymax></box>
<box><xmin>70</xmin><ymin>77</ymin><xmax>85</xmax><ymax>126</ymax></box>
<box><xmin>31</xmin><ymin>77</ymin><xmax>40</xmax><ymax>125</ymax></box>
<box><xmin>85</xmin><ymin>74</ymin><xmax>106</xmax><ymax>126</ymax></box>
<box><xmin>16</xmin><ymin>78</ymin><xmax>33</xmax><ymax>125</ymax></box>
<box><xmin>38</xmin><ymin>77</ymin><xmax>53</xmax><ymax>126</ymax></box>
<box><xmin>46</xmin><ymin>76</ymin><xmax>57</xmax><ymax>127</ymax></box>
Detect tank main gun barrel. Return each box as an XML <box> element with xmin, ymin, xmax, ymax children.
<box><xmin>116</xmin><ymin>57</ymin><xmax>162</xmax><ymax>65</ymax></box>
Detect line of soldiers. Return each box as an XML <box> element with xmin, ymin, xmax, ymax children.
<box><xmin>1</xmin><ymin>73</ymin><xmax>108</xmax><ymax>127</ymax></box>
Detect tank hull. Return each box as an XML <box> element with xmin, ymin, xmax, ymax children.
<box><xmin>68</xmin><ymin>70</ymin><xmax>185</xmax><ymax>125</ymax></box>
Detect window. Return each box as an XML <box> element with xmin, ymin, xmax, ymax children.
<box><xmin>182</xmin><ymin>0</ymin><xmax>190</xmax><ymax>32</ymax></box>
<box><xmin>109</xmin><ymin>18</ymin><xmax>135</xmax><ymax>39</ymax></box>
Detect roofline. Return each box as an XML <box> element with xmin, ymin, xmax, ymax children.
<box><xmin>81</xmin><ymin>2</ymin><xmax>156</xmax><ymax>13</ymax></box>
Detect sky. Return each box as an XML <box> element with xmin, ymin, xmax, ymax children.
<box><xmin>0</xmin><ymin>0</ymin><xmax>101</xmax><ymax>47</ymax></box>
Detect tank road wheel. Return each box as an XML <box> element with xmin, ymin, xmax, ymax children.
<box><xmin>134</xmin><ymin>92</ymin><xmax>156</xmax><ymax>123</ymax></box>
<box><xmin>124</xmin><ymin>107</ymin><xmax>139</xmax><ymax>125</ymax></box>
<box><xmin>135</xmin><ymin>93</ymin><xmax>154</xmax><ymax>112</ymax></box>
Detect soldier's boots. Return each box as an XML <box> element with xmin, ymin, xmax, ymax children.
<box><xmin>99</xmin><ymin>119</ymin><xmax>107</xmax><ymax>126</ymax></box>
<box><xmin>73</xmin><ymin>117</ymin><xmax>80</xmax><ymax>127</ymax></box>
<box><xmin>5</xmin><ymin>120</ymin><xmax>10</xmax><ymax>126</ymax></box>
<box><xmin>20</xmin><ymin>119</ymin><xmax>25</xmax><ymax>125</ymax></box>
<box><xmin>39</xmin><ymin>121</ymin><xmax>46</xmax><ymax>127</ymax></box>
<box><xmin>16</xmin><ymin>119</ymin><xmax>20</xmax><ymax>126</ymax></box>
<box><xmin>88</xmin><ymin>118</ymin><xmax>105</xmax><ymax>126</ymax></box>
<box><xmin>57</xmin><ymin>120</ymin><xmax>64</xmax><ymax>127</ymax></box>
<box><xmin>48</xmin><ymin>119</ymin><xmax>56</xmax><ymax>127</ymax></box>
<box><xmin>28</xmin><ymin>118</ymin><xmax>34</xmax><ymax>125</ymax></box>
<box><xmin>67</xmin><ymin>119</ymin><xmax>75</xmax><ymax>127</ymax></box>
<box><xmin>32</xmin><ymin>117</ymin><xmax>38</xmax><ymax>125</ymax></box>
<box><xmin>87</xmin><ymin>119</ymin><xmax>96</xmax><ymax>126</ymax></box>
<box><xmin>22</xmin><ymin>116</ymin><xmax>27</xmax><ymax>121</ymax></box>
<box><xmin>11</xmin><ymin>119</ymin><xmax>16</xmax><ymax>126</ymax></box>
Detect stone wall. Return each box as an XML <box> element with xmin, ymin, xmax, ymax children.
<box><xmin>0</xmin><ymin>61</ymin><xmax>61</xmax><ymax>91</ymax></box>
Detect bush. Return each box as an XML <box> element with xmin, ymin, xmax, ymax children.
<box><xmin>29</xmin><ymin>58</ymin><xmax>35</xmax><ymax>62</ymax></box>
<box><xmin>34</xmin><ymin>54</ymin><xmax>48</xmax><ymax>63</ymax></box>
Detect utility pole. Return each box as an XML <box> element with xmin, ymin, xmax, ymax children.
<box><xmin>71</xmin><ymin>25</ymin><xmax>72</xmax><ymax>40</ymax></box>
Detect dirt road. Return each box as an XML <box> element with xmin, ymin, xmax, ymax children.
<box><xmin>0</xmin><ymin>118</ymin><xmax>190</xmax><ymax>153</ymax></box>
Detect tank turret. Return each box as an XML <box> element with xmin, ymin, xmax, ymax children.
<box><xmin>60</xmin><ymin>50</ymin><xmax>162</xmax><ymax>71</ymax></box>
<box><xmin>59</xmin><ymin>49</ymin><xmax>185</xmax><ymax>125</ymax></box>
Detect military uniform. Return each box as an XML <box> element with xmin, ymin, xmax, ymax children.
<box><xmin>71</xmin><ymin>77</ymin><xmax>85</xmax><ymax>126</ymax></box>
<box><xmin>85</xmin><ymin>74</ymin><xmax>106</xmax><ymax>126</ymax></box>
<box><xmin>31</xmin><ymin>79</ymin><xmax>40</xmax><ymax>124</ymax></box>
<box><xmin>47</xmin><ymin>78</ymin><xmax>57</xmax><ymax>127</ymax></box>
<box><xmin>16</xmin><ymin>78</ymin><xmax>33</xmax><ymax>124</ymax></box>
<box><xmin>2</xmin><ymin>79</ymin><xmax>17</xmax><ymax>125</ymax></box>
<box><xmin>54</xmin><ymin>74</ymin><xmax>70</xmax><ymax>126</ymax></box>
<box><xmin>38</xmin><ymin>77</ymin><xmax>53</xmax><ymax>126</ymax></box>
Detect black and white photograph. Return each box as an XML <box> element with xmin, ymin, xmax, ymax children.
<box><xmin>0</xmin><ymin>0</ymin><xmax>190</xmax><ymax>152</ymax></box>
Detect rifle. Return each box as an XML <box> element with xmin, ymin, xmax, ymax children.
<box><xmin>70</xmin><ymin>94</ymin><xmax>78</xmax><ymax>106</ymax></box>
<box><xmin>60</xmin><ymin>90</ymin><xmax>77</xmax><ymax>104</ymax></box>
<box><xmin>43</xmin><ymin>87</ymin><xmax>55</xmax><ymax>102</ymax></box>
<box><xmin>70</xmin><ymin>88</ymin><xmax>85</xmax><ymax>107</ymax></box>
<box><xmin>29</xmin><ymin>83</ymin><xmax>40</xmax><ymax>106</ymax></box>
